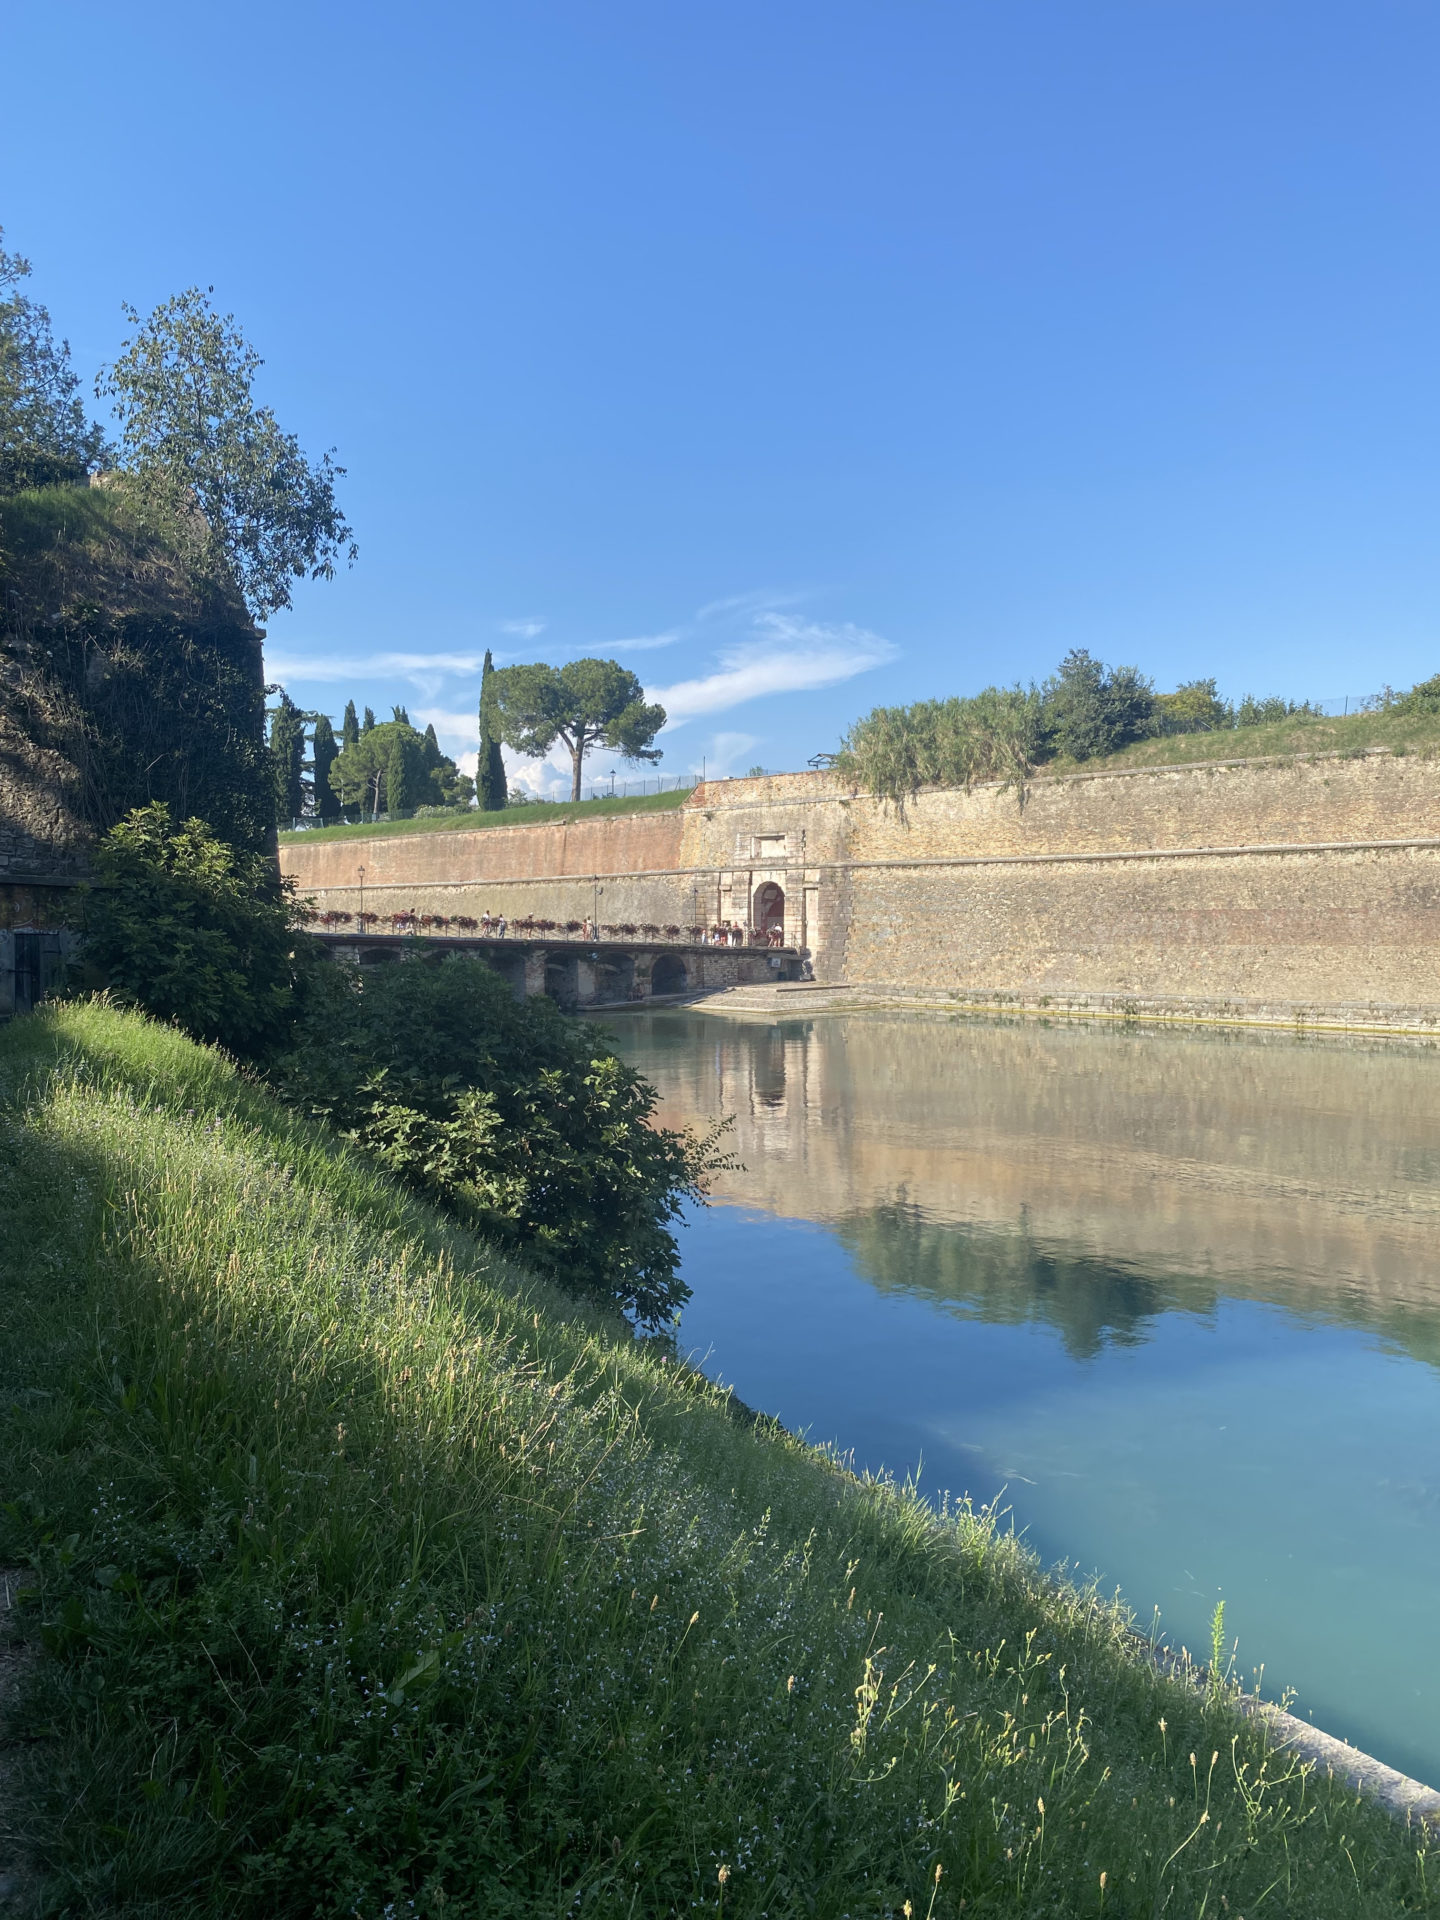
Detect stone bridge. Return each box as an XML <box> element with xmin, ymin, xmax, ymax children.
<box><xmin>318</xmin><ymin>931</ymin><xmax>801</xmax><ymax>1007</ymax></box>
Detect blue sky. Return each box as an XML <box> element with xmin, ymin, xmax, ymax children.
<box><xmin>6</xmin><ymin>2</ymin><xmax>1440</xmax><ymax>793</ymax></box>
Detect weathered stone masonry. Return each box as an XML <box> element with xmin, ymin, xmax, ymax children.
<box><xmin>278</xmin><ymin>751</ymin><xmax>1440</xmax><ymax>1028</ymax></box>
<box><xmin>0</xmin><ymin>716</ymin><xmax>87</xmax><ymax>1016</ymax></box>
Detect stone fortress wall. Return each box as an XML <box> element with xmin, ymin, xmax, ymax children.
<box><xmin>0</xmin><ymin>716</ymin><xmax>88</xmax><ymax>1017</ymax></box>
<box><xmin>278</xmin><ymin>750</ymin><xmax>1440</xmax><ymax>1028</ymax></box>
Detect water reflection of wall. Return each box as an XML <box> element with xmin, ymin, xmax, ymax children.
<box><xmin>618</xmin><ymin>1010</ymin><xmax>1440</xmax><ymax>1367</ymax></box>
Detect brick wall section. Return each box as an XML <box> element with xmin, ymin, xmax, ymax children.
<box><xmin>843</xmin><ymin>845</ymin><xmax>1440</xmax><ymax>1007</ymax></box>
<box><xmin>287</xmin><ymin>809</ymin><xmax>684</xmax><ymax>892</ymax></box>
<box><xmin>279</xmin><ymin>753</ymin><xmax>1440</xmax><ymax>1019</ymax></box>
<box><xmin>845</xmin><ymin>755</ymin><xmax>1440</xmax><ymax>860</ymax></box>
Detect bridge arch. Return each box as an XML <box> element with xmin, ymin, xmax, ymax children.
<box><xmin>650</xmin><ymin>952</ymin><xmax>689</xmax><ymax>996</ymax></box>
<box><xmin>545</xmin><ymin>952</ymin><xmax>580</xmax><ymax>1009</ymax></box>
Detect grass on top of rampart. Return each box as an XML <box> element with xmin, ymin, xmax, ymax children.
<box><xmin>1053</xmin><ymin>704</ymin><xmax>1440</xmax><ymax>778</ymax></box>
<box><xmin>279</xmin><ymin>786</ymin><xmax>691</xmax><ymax>845</ymax></box>
<box><xmin>0</xmin><ymin>1002</ymin><xmax>1433</xmax><ymax>1917</ymax></box>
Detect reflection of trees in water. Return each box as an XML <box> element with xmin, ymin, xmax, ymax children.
<box><xmin>836</xmin><ymin>1203</ymin><xmax>1212</xmax><ymax>1360</ymax></box>
<box><xmin>836</xmin><ymin>1201</ymin><xmax>1440</xmax><ymax>1374</ymax></box>
<box><xmin>615</xmin><ymin>1009</ymin><xmax>1440</xmax><ymax>1375</ymax></box>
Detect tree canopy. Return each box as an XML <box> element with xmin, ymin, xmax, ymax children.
<box><xmin>329</xmin><ymin>717</ymin><xmax>473</xmax><ymax>818</ymax></box>
<box><xmin>98</xmin><ymin>287</ymin><xmax>356</xmax><ymax>621</ymax></box>
<box><xmin>491</xmin><ymin>657</ymin><xmax>665</xmax><ymax>803</ymax></box>
<box><xmin>0</xmin><ymin>231</ymin><xmax>111</xmax><ymax>494</ymax></box>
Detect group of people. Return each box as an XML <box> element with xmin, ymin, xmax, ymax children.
<box><xmin>700</xmin><ymin>921</ymin><xmax>785</xmax><ymax>948</ymax></box>
<box><xmin>471</xmin><ymin>913</ymin><xmax>784</xmax><ymax>947</ymax></box>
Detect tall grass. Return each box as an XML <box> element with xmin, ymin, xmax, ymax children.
<box><xmin>0</xmin><ymin>1003</ymin><xmax>1433</xmax><ymax>1916</ymax></box>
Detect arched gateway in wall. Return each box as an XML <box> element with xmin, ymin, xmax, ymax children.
<box><xmin>753</xmin><ymin>881</ymin><xmax>785</xmax><ymax>937</ymax></box>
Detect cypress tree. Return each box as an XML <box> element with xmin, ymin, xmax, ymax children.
<box><xmin>478</xmin><ymin>649</ymin><xmax>507</xmax><ymax>812</ymax></box>
<box><xmin>268</xmin><ymin>691</ymin><xmax>306</xmax><ymax>825</ymax></box>
<box><xmin>421</xmin><ymin>721</ymin><xmax>443</xmax><ymax>769</ymax></box>
<box><xmin>362</xmin><ymin>706</ymin><xmax>376</xmax><ymax>733</ymax></box>
<box><xmin>341</xmin><ymin>699</ymin><xmax>360</xmax><ymax>751</ymax></box>
<box><xmin>312</xmin><ymin>714</ymin><xmax>341</xmax><ymax>823</ymax></box>
<box><xmin>386</xmin><ymin>728</ymin><xmax>425</xmax><ymax>815</ymax></box>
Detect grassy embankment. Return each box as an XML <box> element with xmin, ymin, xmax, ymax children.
<box><xmin>279</xmin><ymin>788</ymin><xmax>691</xmax><ymax>846</ymax></box>
<box><xmin>1051</xmin><ymin>703</ymin><xmax>1440</xmax><ymax>777</ymax></box>
<box><xmin>1</xmin><ymin>1002</ymin><xmax>1434</xmax><ymax>1917</ymax></box>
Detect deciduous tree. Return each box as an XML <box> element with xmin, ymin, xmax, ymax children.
<box><xmin>0</xmin><ymin>230</ymin><xmax>111</xmax><ymax>492</ymax></box>
<box><xmin>98</xmin><ymin>287</ymin><xmax>357</xmax><ymax>620</ymax></box>
<box><xmin>1041</xmin><ymin>650</ymin><xmax>1154</xmax><ymax>762</ymax></box>
<box><xmin>330</xmin><ymin>718</ymin><xmax>471</xmax><ymax>818</ymax></box>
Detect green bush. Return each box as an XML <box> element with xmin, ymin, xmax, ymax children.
<box><xmin>1391</xmin><ymin>673</ymin><xmax>1440</xmax><ymax>717</ymax></box>
<box><xmin>73</xmin><ymin>803</ymin><xmax>313</xmax><ymax>1058</ymax></box>
<box><xmin>276</xmin><ymin>954</ymin><xmax>726</xmax><ymax>1327</ymax></box>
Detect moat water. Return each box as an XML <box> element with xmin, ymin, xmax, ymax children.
<box><xmin>607</xmin><ymin>1008</ymin><xmax>1440</xmax><ymax>1787</ymax></box>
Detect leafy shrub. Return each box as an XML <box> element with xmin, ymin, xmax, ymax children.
<box><xmin>1233</xmin><ymin>694</ymin><xmax>1322</xmax><ymax>726</ymax></box>
<box><xmin>1389</xmin><ymin>673</ymin><xmax>1440</xmax><ymax>717</ymax></box>
<box><xmin>72</xmin><ymin>803</ymin><xmax>314</xmax><ymax>1058</ymax></box>
<box><xmin>1151</xmin><ymin>678</ymin><xmax>1228</xmax><ymax>735</ymax></box>
<box><xmin>277</xmin><ymin>956</ymin><xmax>728</xmax><ymax>1326</ymax></box>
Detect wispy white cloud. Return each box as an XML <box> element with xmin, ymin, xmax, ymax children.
<box><xmin>499</xmin><ymin>618</ymin><xmax>546</xmax><ymax>639</ymax></box>
<box><xmin>699</xmin><ymin>731</ymin><xmax>761</xmax><ymax>777</ymax></box>
<box><xmin>648</xmin><ymin>615</ymin><xmax>896</xmax><ymax>727</ymax></box>
<box><xmin>693</xmin><ymin>588</ymin><xmax>805</xmax><ymax>623</ymax></box>
<box><xmin>605</xmin><ymin>631</ymin><xmax>683</xmax><ymax>654</ymax></box>
<box><xmin>266</xmin><ymin>649</ymin><xmax>490</xmax><ymax>690</ymax></box>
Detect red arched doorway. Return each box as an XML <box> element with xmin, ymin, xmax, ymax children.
<box><xmin>754</xmin><ymin>881</ymin><xmax>785</xmax><ymax>939</ymax></box>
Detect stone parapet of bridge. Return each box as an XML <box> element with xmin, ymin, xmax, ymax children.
<box><xmin>318</xmin><ymin>932</ymin><xmax>799</xmax><ymax>1006</ymax></box>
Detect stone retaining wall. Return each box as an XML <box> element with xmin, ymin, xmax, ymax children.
<box><xmin>278</xmin><ymin>752</ymin><xmax>1440</xmax><ymax>1025</ymax></box>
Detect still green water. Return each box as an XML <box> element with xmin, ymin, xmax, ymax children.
<box><xmin>609</xmin><ymin>1008</ymin><xmax>1440</xmax><ymax>1787</ymax></box>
